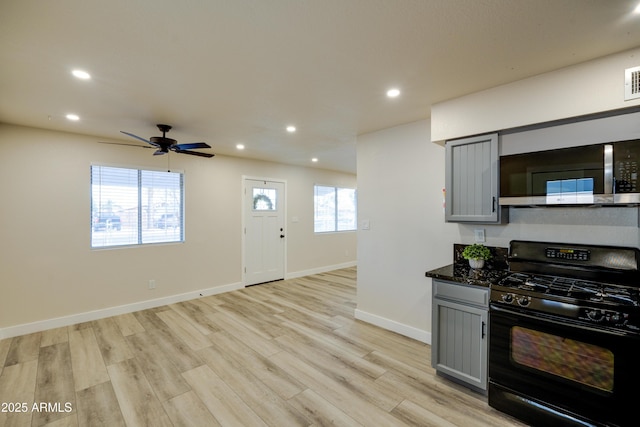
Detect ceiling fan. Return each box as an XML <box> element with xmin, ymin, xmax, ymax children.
<box><xmin>114</xmin><ymin>124</ymin><xmax>215</xmax><ymax>158</ymax></box>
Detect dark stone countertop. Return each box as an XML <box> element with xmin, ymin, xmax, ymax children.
<box><xmin>425</xmin><ymin>244</ymin><xmax>510</xmax><ymax>288</ymax></box>
<box><xmin>425</xmin><ymin>262</ymin><xmax>509</xmax><ymax>287</ymax></box>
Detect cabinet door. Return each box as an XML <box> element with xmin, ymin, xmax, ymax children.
<box><xmin>432</xmin><ymin>298</ymin><xmax>488</xmax><ymax>390</ymax></box>
<box><xmin>445</xmin><ymin>133</ymin><xmax>500</xmax><ymax>222</ymax></box>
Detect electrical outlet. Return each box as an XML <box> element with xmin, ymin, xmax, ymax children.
<box><xmin>149</xmin><ymin>279</ymin><xmax>156</xmax><ymax>290</ymax></box>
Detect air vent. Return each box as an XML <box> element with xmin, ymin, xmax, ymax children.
<box><xmin>625</xmin><ymin>66</ymin><xmax>640</xmax><ymax>100</ymax></box>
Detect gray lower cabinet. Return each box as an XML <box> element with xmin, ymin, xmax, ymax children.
<box><xmin>431</xmin><ymin>279</ymin><xmax>489</xmax><ymax>392</ymax></box>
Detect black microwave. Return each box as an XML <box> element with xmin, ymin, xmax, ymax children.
<box><xmin>499</xmin><ymin>139</ymin><xmax>639</xmax><ymax>205</ymax></box>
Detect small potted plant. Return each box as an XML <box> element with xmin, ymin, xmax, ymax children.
<box><xmin>462</xmin><ymin>244</ymin><xmax>492</xmax><ymax>269</ymax></box>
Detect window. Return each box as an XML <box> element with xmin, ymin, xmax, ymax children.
<box><xmin>314</xmin><ymin>185</ymin><xmax>357</xmax><ymax>232</ymax></box>
<box><xmin>91</xmin><ymin>165</ymin><xmax>184</xmax><ymax>248</ymax></box>
<box><xmin>511</xmin><ymin>326</ymin><xmax>614</xmax><ymax>392</ymax></box>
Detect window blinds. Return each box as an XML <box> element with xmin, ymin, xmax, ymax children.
<box><xmin>91</xmin><ymin>165</ymin><xmax>184</xmax><ymax>247</ymax></box>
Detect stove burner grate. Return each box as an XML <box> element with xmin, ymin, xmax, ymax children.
<box><xmin>499</xmin><ymin>273</ymin><xmax>639</xmax><ymax>306</ymax></box>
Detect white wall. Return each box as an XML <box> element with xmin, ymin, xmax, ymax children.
<box><xmin>0</xmin><ymin>124</ymin><xmax>356</xmax><ymax>337</ymax></box>
<box><xmin>356</xmin><ymin>120</ymin><xmax>458</xmax><ymax>342</ymax></box>
<box><xmin>431</xmin><ymin>47</ymin><xmax>640</xmax><ymax>142</ymax></box>
<box><xmin>478</xmin><ymin>207</ymin><xmax>639</xmax><ymax>249</ymax></box>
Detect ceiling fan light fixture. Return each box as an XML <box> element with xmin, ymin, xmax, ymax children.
<box><xmin>118</xmin><ymin>124</ymin><xmax>215</xmax><ymax>158</ymax></box>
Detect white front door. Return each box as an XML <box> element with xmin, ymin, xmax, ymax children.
<box><xmin>244</xmin><ymin>179</ymin><xmax>285</xmax><ymax>286</ymax></box>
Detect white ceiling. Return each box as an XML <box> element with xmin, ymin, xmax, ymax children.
<box><xmin>2</xmin><ymin>0</ymin><xmax>640</xmax><ymax>174</ymax></box>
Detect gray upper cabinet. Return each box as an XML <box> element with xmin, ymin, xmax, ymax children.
<box><xmin>445</xmin><ymin>133</ymin><xmax>503</xmax><ymax>223</ymax></box>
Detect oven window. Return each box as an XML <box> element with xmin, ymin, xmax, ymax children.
<box><xmin>511</xmin><ymin>326</ymin><xmax>614</xmax><ymax>392</ymax></box>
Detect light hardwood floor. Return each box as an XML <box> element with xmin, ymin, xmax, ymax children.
<box><xmin>0</xmin><ymin>268</ymin><xmax>525</xmax><ymax>426</ymax></box>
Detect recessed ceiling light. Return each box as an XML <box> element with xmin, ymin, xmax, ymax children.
<box><xmin>66</xmin><ymin>113</ymin><xmax>80</xmax><ymax>121</ymax></box>
<box><xmin>71</xmin><ymin>69</ymin><xmax>91</xmax><ymax>80</ymax></box>
<box><xmin>311</xmin><ymin>158</ymin><xmax>318</xmax><ymax>163</ymax></box>
<box><xmin>286</xmin><ymin>125</ymin><xmax>296</xmax><ymax>133</ymax></box>
<box><xmin>634</xmin><ymin>3</ymin><xmax>640</xmax><ymax>13</ymax></box>
<box><xmin>236</xmin><ymin>143</ymin><xmax>245</xmax><ymax>150</ymax></box>
<box><xmin>386</xmin><ymin>88</ymin><xmax>400</xmax><ymax>98</ymax></box>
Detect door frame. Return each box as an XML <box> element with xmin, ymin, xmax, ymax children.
<box><xmin>241</xmin><ymin>175</ymin><xmax>287</xmax><ymax>286</ymax></box>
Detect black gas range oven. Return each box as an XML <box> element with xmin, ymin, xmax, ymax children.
<box><xmin>489</xmin><ymin>240</ymin><xmax>640</xmax><ymax>427</ymax></box>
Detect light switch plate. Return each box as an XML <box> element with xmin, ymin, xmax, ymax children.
<box><xmin>474</xmin><ymin>229</ymin><xmax>485</xmax><ymax>243</ymax></box>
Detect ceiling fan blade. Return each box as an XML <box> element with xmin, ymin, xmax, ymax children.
<box><xmin>174</xmin><ymin>149</ymin><xmax>215</xmax><ymax>158</ymax></box>
<box><xmin>175</xmin><ymin>142</ymin><xmax>211</xmax><ymax>150</ymax></box>
<box><xmin>98</xmin><ymin>141</ymin><xmax>154</xmax><ymax>149</ymax></box>
<box><xmin>120</xmin><ymin>130</ymin><xmax>151</xmax><ymax>143</ymax></box>
<box><xmin>121</xmin><ymin>130</ymin><xmax>161</xmax><ymax>148</ymax></box>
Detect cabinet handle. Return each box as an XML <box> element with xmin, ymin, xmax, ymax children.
<box><xmin>492</xmin><ymin>197</ymin><xmax>496</xmax><ymax>212</ymax></box>
<box><xmin>481</xmin><ymin>321</ymin><xmax>486</xmax><ymax>339</ymax></box>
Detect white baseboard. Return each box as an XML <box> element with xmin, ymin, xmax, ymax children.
<box><xmin>0</xmin><ymin>282</ymin><xmax>243</xmax><ymax>340</ymax></box>
<box><xmin>0</xmin><ymin>262</ymin><xmax>358</xmax><ymax>340</ymax></box>
<box><xmin>354</xmin><ymin>309</ymin><xmax>431</xmax><ymax>344</ymax></box>
<box><xmin>286</xmin><ymin>261</ymin><xmax>357</xmax><ymax>280</ymax></box>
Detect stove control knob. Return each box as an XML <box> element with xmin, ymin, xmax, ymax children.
<box><xmin>501</xmin><ymin>294</ymin><xmax>514</xmax><ymax>304</ymax></box>
<box><xmin>586</xmin><ymin>310</ymin><xmax>605</xmax><ymax>322</ymax></box>
<box><xmin>610</xmin><ymin>313</ymin><xmax>621</xmax><ymax>324</ymax></box>
<box><xmin>517</xmin><ymin>296</ymin><xmax>530</xmax><ymax>307</ymax></box>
